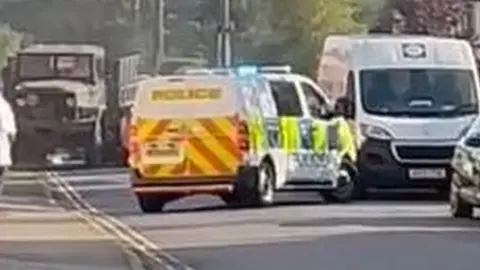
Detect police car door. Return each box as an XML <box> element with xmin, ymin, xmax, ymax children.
<box><xmin>268</xmin><ymin>79</ymin><xmax>312</xmax><ymax>182</ymax></box>
<box><xmin>298</xmin><ymin>81</ymin><xmax>334</xmax><ymax>181</ymax></box>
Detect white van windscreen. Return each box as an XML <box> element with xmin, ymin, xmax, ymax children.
<box><xmin>134</xmin><ymin>81</ymin><xmax>237</xmax><ymax>119</ymax></box>
<box><xmin>359</xmin><ymin>68</ymin><xmax>478</xmax><ymax>117</ymax></box>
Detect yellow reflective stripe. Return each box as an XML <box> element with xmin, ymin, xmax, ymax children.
<box><xmin>312</xmin><ymin>119</ymin><xmax>327</xmax><ymax>153</ymax></box>
<box><xmin>255</xmin><ymin>116</ymin><xmax>265</xmax><ymax>151</ymax></box>
<box><xmin>336</xmin><ymin>118</ymin><xmax>357</xmax><ymax>161</ymax></box>
<box><xmin>249</xmin><ymin>115</ymin><xmax>267</xmax><ymax>152</ymax></box>
<box><xmin>280</xmin><ymin>118</ymin><xmax>288</xmax><ymax>151</ymax></box>
<box><xmin>280</xmin><ymin>117</ymin><xmax>299</xmax><ymax>153</ymax></box>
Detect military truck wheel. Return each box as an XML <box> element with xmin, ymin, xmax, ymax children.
<box><xmin>86</xmin><ymin>121</ymin><xmax>104</xmax><ymax>167</ymax></box>
<box><xmin>321</xmin><ymin>163</ymin><xmax>356</xmax><ymax>203</ymax></box>
<box><xmin>136</xmin><ymin>194</ymin><xmax>170</xmax><ymax>213</ymax></box>
<box><xmin>450</xmin><ymin>179</ymin><xmax>474</xmax><ymax>218</ymax></box>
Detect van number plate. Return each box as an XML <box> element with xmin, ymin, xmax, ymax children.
<box><xmin>142</xmin><ymin>142</ymin><xmax>182</xmax><ymax>164</ymax></box>
<box><xmin>408</xmin><ymin>168</ymin><xmax>446</xmax><ymax>179</ymax></box>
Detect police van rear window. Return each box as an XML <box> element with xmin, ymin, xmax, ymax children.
<box><xmin>269</xmin><ymin>80</ymin><xmax>303</xmax><ymax>117</ymax></box>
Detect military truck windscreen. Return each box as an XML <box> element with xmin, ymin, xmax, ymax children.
<box><xmin>17</xmin><ymin>54</ymin><xmax>93</xmax><ymax>83</ymax></box>
<box><xmin>360</xmin><ymin>68</ymin><xmax>478</xmax><ymax>117</ymax></box>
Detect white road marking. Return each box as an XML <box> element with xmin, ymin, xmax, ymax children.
<box><xmin>149</xmin><ymin>223</ymin><xmax>480</xmax><ymax>249</ymax></box>
<box><xmin>121</xmin><ymin>204</ymin><xmax>450</xmax><ymax>230</ymax></box>
<box><xmin>59</xmin><ymin>174</ymin><xmax>129</xmax><ymax>183</ymax></box>
<box><xmin>46</xmin><ymin>171</ymin><xmax>194</xmax><ymax>270</ymax></box>
<box><xmin>51</xmin><ymin>183</ymin><xmax>130</xmax><ymax>192</ymax></box>
<box><xmin>44</xmin><ymin>170</ymin><xmax>480</xmax><ymax>263</ymax></box>
<box><xmin>0</xmin><ymin>203</ymin><xmax>59</xmax><ymax>212</ymax></box>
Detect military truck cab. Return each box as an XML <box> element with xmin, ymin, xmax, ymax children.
<box><xmin>5</xmin><ymin>44</ymin><xmax>107</xmax><ymax>168</ymax></box>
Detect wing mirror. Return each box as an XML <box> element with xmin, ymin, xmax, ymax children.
<box><xmin>334</xmin><ymin>97</ymin><xmax>354</xmax><ymax>118</ymax></box>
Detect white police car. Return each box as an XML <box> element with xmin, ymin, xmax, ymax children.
<box><xmin>450</xmin><ymin>117</ymin><xmax>480</xmax><ymax>218</ymax></box>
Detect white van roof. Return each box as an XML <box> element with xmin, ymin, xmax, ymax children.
<box><xmin>322</xmin><ymin>34</ymin><xmax>476</xmax><ymax>69</ymax></box>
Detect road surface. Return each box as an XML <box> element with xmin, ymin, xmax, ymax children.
<box><xmin>52</xmin><ymin>169</ymin><xmax>480</xmax><ymax>270</ymax></box>
<box><xmin>0</xmin><ymin>171</ymin><xmax>137</xmax><ymax>270</ymax></box>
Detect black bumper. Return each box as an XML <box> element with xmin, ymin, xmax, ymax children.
<box><xmin>12</xmin><ymin>119</ymin><xmax>96</xmax><ymax>168</ymax></box>
<box><xmin>358</xmin><ymin>138</ymin><xmax>452</xmax><ymax>189</ymax></box>
<box><xmin>17</xmin><ymin>118</ymin><xmax>95</xmax><ymax>134</ymax></box>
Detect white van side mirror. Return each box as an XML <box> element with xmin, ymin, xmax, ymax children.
<box><xmin>334</xmin><ymin>97</ymin><xmax>354</xmax><ymax>118</ymax></box>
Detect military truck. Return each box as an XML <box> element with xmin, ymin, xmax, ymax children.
<box><xmin>1</xmin><ymin>43</ymin><xmax>142</xmax><ymax>169</ymax></box>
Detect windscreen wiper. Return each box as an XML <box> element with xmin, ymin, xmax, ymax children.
<box><xmin>449</xmin><ymin>103</ymin><xmax>478</xmax><ymax>114</ymax></box>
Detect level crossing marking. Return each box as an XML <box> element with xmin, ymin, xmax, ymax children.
<box><xmin>44</xmin><ymin>171</ymin><xmax>195</xmax><ymax>270</ymax></box>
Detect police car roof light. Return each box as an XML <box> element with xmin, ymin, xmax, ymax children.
<box><xmin>235</xmin><ymin>66</ymin><xmax>259</xmax><ymax>76</ymax></box>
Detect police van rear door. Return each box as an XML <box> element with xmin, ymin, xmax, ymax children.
<box><xmin>133</xmin><ymin>75</ymin><xmax>241</xmax><ymax>180</ymax></box>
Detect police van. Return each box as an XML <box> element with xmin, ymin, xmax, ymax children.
<box><xmin>317</xmin><ymin>34</ymin><xmax>480</xmax><ymax>196</ymax></box>
<box><xmin>128</xmin><ymin>65</ymin><xmax>357</xmax><ymax>212</ymax></box>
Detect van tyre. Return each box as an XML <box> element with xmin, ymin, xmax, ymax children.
<box><xmin>136</xmin><ymin>194</ymin><xmax>169</xmax><ymax>213</ymax></box>
<box><xmin>232</xmin><ymin>161</ymin><xmax>275</xmax><ymax>207</ymax></box>
<box><xmin>254</xmin><ymin>161</ymin><xmax>275</xmax><ymax>206</ymax></box>
<box><xmin>450</xmin><ymin>179</ymin><xmax>473</xmax><ymax>218</ymax></box>
<box><xmin>86</xmin><ymin>121</ymin><xmax>103</xmax><ymax>167</ymax></box>
<box><xmin>321</xmin><ymin>163</ymin><xmax>356</xmax><ymax>203</ymax></box>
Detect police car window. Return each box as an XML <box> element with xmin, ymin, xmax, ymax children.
<box><xmin>257</xmin><ymin>81</ymin><xmax>277</xmax><ymax>117</ymax></box>
<box><xmin>269</xmin><ymin>80</ymin><xmax>303</xmax><ymax>116</ymax></box>
<box><xmin>301</xmin><ymin>82</ymin><xmax>326</xmax><ymax>118</ymax></box>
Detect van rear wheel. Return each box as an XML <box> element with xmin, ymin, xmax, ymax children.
<box><xmin>136</xmin><ymin>194</ymin><xmax>170</xmax><ymax>213</ymax></box>
<box><xmin>232</xmin><ymin>162</ymin><xmax>275</xmax><ymax>207</ymax></box>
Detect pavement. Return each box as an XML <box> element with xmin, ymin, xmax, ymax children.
<box><xmin>51</xmin><ymin>169</ymin><xmax>480</xmax><ymax>270</ymax></box>
<box><xmin>0</xmin><ymin>171</ymin><xmax>137</xmax><ymax>270</ymax></box>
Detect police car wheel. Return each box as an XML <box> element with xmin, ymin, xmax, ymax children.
<box><xmin>322</xmin><ymin>164</ymin><xmax>355</xmax><ymax>203</ymax></box>
<box><xmin>449</xmin><ymin>179</ymin><xmax>473</xmax><ymax>218</ymax></box>
<box><xmin>256</xmin><ymin>161</ymin><xmax>275</xmax><ymax>206</ymax></box>
<box><xmin>136</xmin><ymin>194</ymin><xmax>169</xmax><ymax>213</ymax></box>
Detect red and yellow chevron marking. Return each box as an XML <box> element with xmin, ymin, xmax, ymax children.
<box><xmin>186</xmin><ymin>117</ymin><xmax>240</xmax><ymax>177</ymax></box>
<box><xmin>134</xmin><ymin>116</ymin><xmax>241</xmax><ymax>181</ymax></box>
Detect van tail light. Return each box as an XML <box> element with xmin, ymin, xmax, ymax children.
<box><xmin>234</xmin><ymin>114</ymin><xmax>250</xmax><ymax>152</ymax></box>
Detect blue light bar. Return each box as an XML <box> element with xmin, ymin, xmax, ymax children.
<box><xmin>235</xmin><ymin>65</ymin><xmax>259</xmax><ymax>76</ymax></box>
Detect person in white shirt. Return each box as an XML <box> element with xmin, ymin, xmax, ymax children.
<box><xmin>0</xmin><ymin>91</ymin><xmax>17</xmax><ymax>195</ymax></box>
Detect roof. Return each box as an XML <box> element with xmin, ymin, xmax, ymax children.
<box><xmin>323</xmin><ymin>34</ymin><xmax>475</xmax><ymax>68</ymax></box>
<box><xmin>327</xmin><ymin>34</ymin><xmax>466</xmax><ymax>42</ymax></box>
<box><xmin>22</xmin><ymin>44</ymin><xmax>105</xmax><ymax>56</ymax></box>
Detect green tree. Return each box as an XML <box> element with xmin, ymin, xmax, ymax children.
<box><xmin>260</xmin><ymin>0</ymin><xmax>367</xmax><ymax>74</ymax></box>
<box><xmin>0</xmin><ymin>23</ymin><xmax>24</xmax><ymax>67</ymax></box>
<box><xmin>393</xmin><ymin>0</ymin><xmax>466</xmax><ymax>37</ymax></box>
<box><xmin>0</xmin><ymin>0</ymin><xmax>141</xmax><ymax>55</ymax></box>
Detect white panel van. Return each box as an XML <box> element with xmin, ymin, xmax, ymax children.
<box><xmin>317</xmin><ymin>34</ymin><xmax>480</xmax><ymax>196</ymax></box>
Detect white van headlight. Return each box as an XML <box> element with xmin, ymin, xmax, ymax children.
<box><xmin>360</xmin><ymin>123</ymin><xmax>392</xmax><ymax>140</ymax></box>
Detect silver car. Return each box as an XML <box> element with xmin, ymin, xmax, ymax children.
<box><xmin>450</xmin><ymin>117</ymin><xmax>480</xmax><ymax>218</ymax></box>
